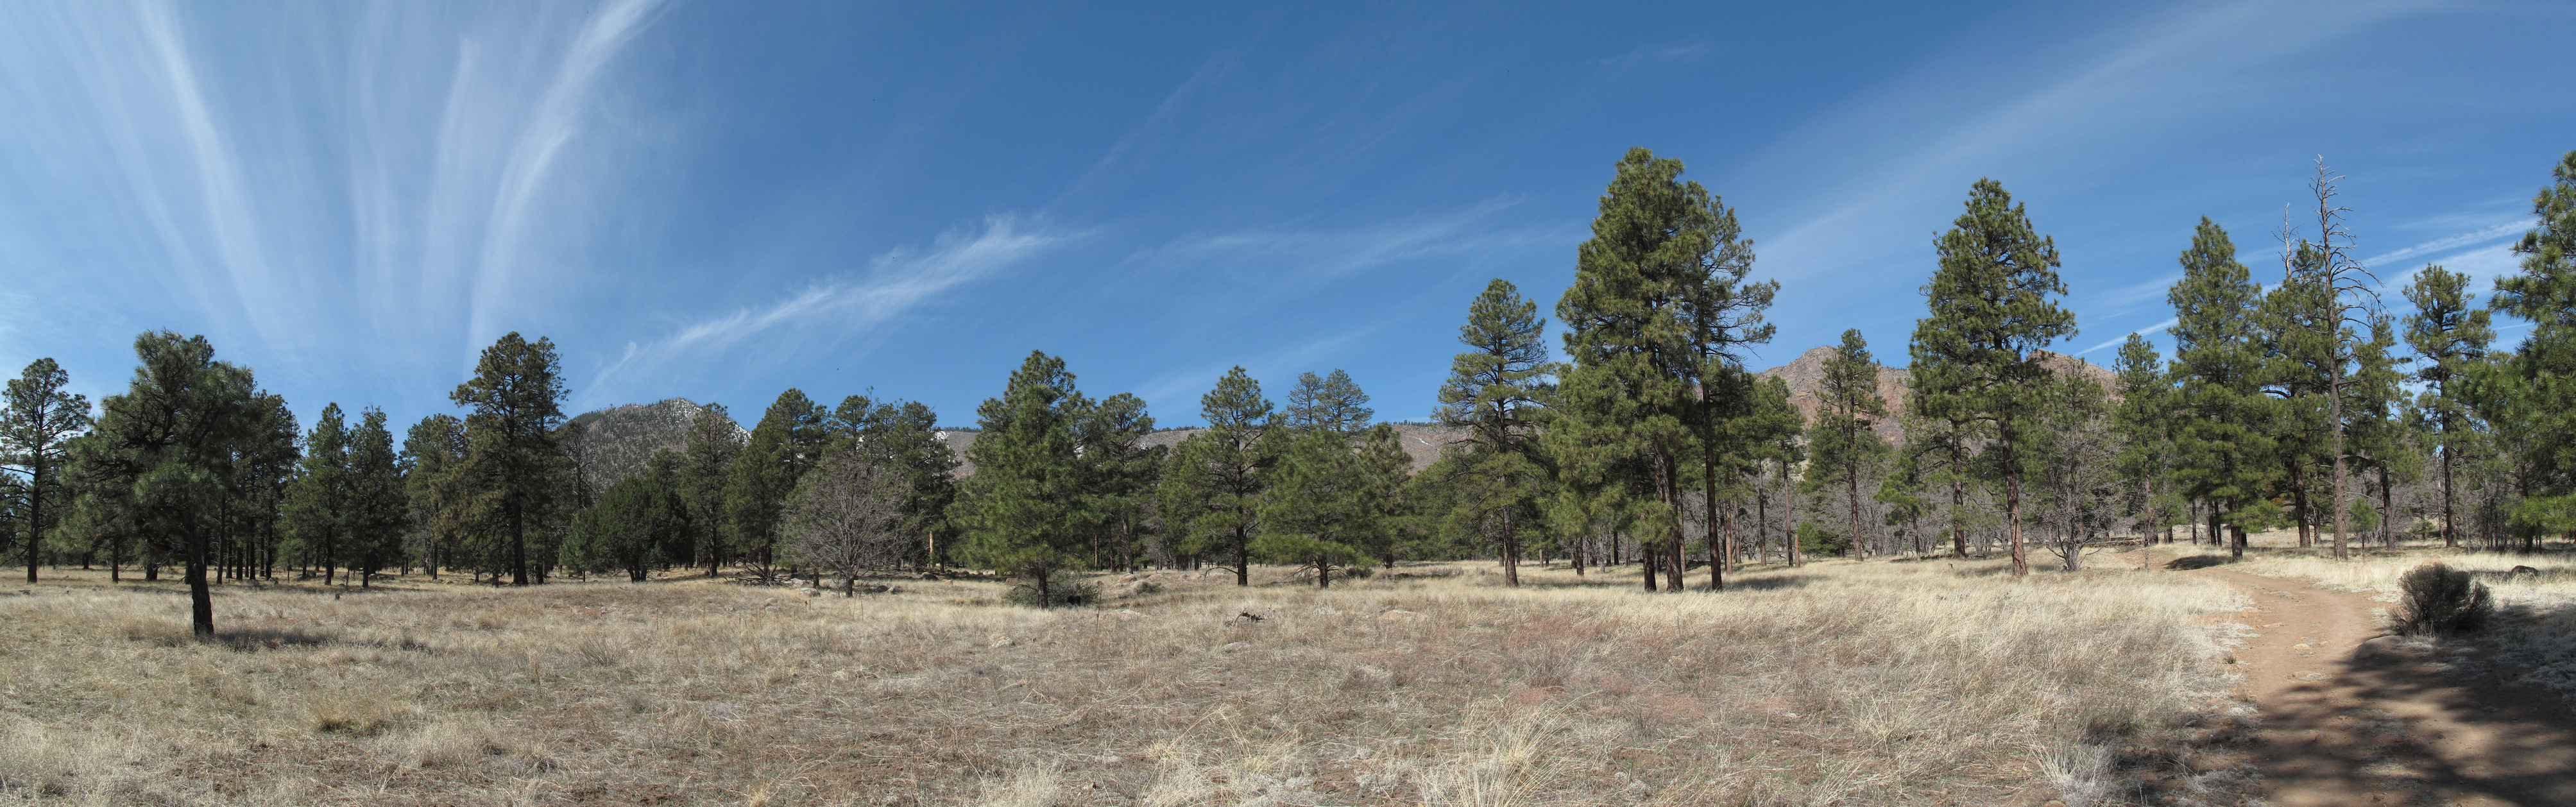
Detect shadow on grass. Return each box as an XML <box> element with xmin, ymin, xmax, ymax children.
<box><xmin>2165</xmin><ymin>554</ymin><xmax>2236</xmax><ymax>570</ymax></box>
<box><xmin>1723</xmin><ymin>575</ymin><xmax>1820</xmax><ymax>591</ymax></box>
<box><xmin>219</xmin><ymin>627</ymin><xmax>336</xmax><ymax>650</ymax></box>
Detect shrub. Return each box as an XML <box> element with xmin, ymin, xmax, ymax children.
<box><xmin>2397</xmin><ymin>563</ymin><xmax>2493</xmax><ymax>636</ymax></box>
<box><xmin>1003</xmin><ymin>571</ymin><xmax>1099</xmax><ymax>608</ymax></box>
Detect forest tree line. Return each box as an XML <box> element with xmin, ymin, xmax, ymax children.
<box><xmin>3</xmin><ymin>148</ymin><xmax>2572</xmax><ymax>630</ymax></box>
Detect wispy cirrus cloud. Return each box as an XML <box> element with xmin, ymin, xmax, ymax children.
<box><xmin>0</xmin><ymin>0</ymin><xmax>670</xmax><ymax>420</ymax></box>
<box><xmin>1141</xmin><ymin>197</ymin><xmax>1562</xmax><ymax>287</ymax></box>
<box><xmin>2078</xmin><ymin>317</ymin><xmax>2178</xmax><ymax>355</ymax></box>
<box><xmin>590</xmin><ymin>216</ymin><xmax>1070</xmax><ymax>395</ymax></box>
<box><xmin>2361</xmin><ymin>219</ymin><xmax>2530</xmax><ymax>269</ymax></box>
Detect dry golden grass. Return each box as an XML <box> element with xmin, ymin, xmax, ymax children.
<box><xmin>2201</xmin><ymin>530</ymin><xmax>2576</xmax><ymax>701</ymax></box>
<box><xmin>0</xmin><ymin>556</ymin><xmax>2245</xmax><ymax>806</ymax></box>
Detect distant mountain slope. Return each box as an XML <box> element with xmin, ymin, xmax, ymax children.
<box><xmin>1753</xmin><ymin>346</ymin><xmax>2117</xmax><ymax>444</ymax></box>
<box><xmin>566</xmin><ymin>398</ymin><xmax>745</xmax><ymax>489</ymax></box>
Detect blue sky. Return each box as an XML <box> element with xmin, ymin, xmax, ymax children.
<box><xmin>2</xmin><ymin>1</ymin><xmax>2569</xmax><ymax>432</ymax></box>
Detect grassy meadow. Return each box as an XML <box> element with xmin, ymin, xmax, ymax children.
<box><xmin>0</xmin><ymin>554</ymin><xmax>2255</xmax><ymax>806</ymax></box>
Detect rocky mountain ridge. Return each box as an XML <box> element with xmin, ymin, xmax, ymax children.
<box><xmin>1752</xmin><ymin>345</ymin><xmax>2117</xmax><ymax>444</ymax></box>
<box><xmin>565</xmin><ymin>398</ymin><xmax>745</xmax><ymax>489</ymax></box>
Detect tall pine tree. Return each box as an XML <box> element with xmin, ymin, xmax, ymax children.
<box><xmin>2489</xmin><ymin>149</ymin><xmax>2576</xmax><ymax>541</ymax></box>
<box><xmin>343</xmin><ymin>408</ymin><xmax>408</xmax><ymax>586</ymax></box>
<box><xmin>957</xmin><ymin>351</ymin><xmax>1095</xmax><ymax>605</ymax></box>
<box><xmin>1161</xmin><ymin>367</ymin><xmax>1279</xmax><ymax>586</ymax></box>
<box><xmin>450</xmin><ymin>333</ymin><xmax>570</xmax><ymax>585</ymax></box>
<box><xmin>724</xmin><ymin>390</ymin><xmax>830</xmax><ymax>577</ymax></box>
<box><xmin>1283</xmin><ymin>370</ymin><xmax>1373</xmax><ymax>437</ymax></box>
<box><xmin>1909</xmin><ymin>179</ymin><xmax>2077</xmax><ymax>577</ymax></box>
<box><xmin>1435</xmin><ymin>279</ymin><xmax>1554</xmax><ymax>586</ymax></box>
<box><xmin>2166</xmin><ymin>219</ymin><xmax>2276</xmax><ymax>558</ymax></box>
<box><xmin>3</xmin><ymin>359</ymin><xmax>89</xmax><ymax>583</ymax></box>
<box><xmin>67</xmin><ymin>332</ymin><xmax>265</xmax><ymax>635</ymax></box>
<box><xmin>2401</xmin><ymin>265</ymin><xmax>2492</xmax><ymax>547</ymax></box>
<box><xmin>1802</xmin><ymin>329</ymin><xmax>1888</xmax><ymax>559</ymax></box>
<box><xmin>1554</xmin><ymin>148</ymin><xmax>1769</xmax><ymax>592</ymax></box>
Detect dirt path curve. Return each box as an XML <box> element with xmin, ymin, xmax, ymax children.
<box><xmin>2193</xmin><ymin>568</ymin><xmax>2576</xmax><ymax>806</ymax></box>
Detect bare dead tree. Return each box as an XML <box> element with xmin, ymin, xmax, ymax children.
<box><xmin>779</xmin><ymin>448</ymin><xmax>915</xmax><ymax>593</ymax></box>
<box><xmin>2277</xmin><ymin>158</ymin><xmax>2384</xmax><ymax>561</ymax></box>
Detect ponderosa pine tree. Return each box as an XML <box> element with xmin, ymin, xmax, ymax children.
<box><xmin>1256</xmin><ymin>423</ymin><xmax>1405</xmax><ymax>588</ymax></box>
<box><xmin>1909</xmin><ymin>179</ymin><xmax>2077</xmax><ymax>577</ymax></box>
<box><xmin>3</xmin><ymin>358</ymin><xmax>89</xmax><ymax>583</ymax></box>
<box><xmin>67</xmin><ymin>332</ymin><xmax>265</xmax><ymax>635</ymax></box>
<box><xmin>343</xmin><ymin>408</ymin><xmax>408</xmax><ymax>586</ymax></box>
<box><xmin>1435</xmin><ymin>279</ymin><xmax>1553</xmax><ymax>586</ymax></box>
<box><xmin>282</xmin><ymin>404</ymin><xmax>350</xmax><ymax>583</ymax></box>
<box><xmin>401</xmin><ymin>414</ymin><xmax>468</xmax><ymax>579</ymax></box>
<box><xmin>2402</xmin><ymin>265</ymin><xmax>2493</xmax><ymax>547</ymax></box>
<box><xmin>1802</xmin><ymin>329</ymin><xmax>1888</xmax><ymax>560</ymax></box>
<box><xmin>957</xmin><ymin>351</ymin><xmax>1095</xmax><ymax>605</ymax></box>
<box><xmin>2345</xmin><ymin>316</ymin><xmax>2414</xmax><ymax>549</ymax></box>
<box><xmin>1071</xmin><ymin>393</ymin><xmax>1159</xmax><ymax>572</ymax></box>
<box><xmin>568</xmin><ymin>467</ymin><xmax>690</xmax><ymax>581</ymax></box>
<box><xmin>675</xmin><ymin>402</ymin><xmax>743</xmax><ymax>574</ymax></box>
<box><xmin>1748</xmin><ymin>375</ymin><xmax>1806</xmax><ymax>565</ymax></box>
<box><xmin>230</xmin><ymin>398</ymin><xmax>299</xmax><ymax>581</ymax></box>
<box><xmin>2111</xmin><ymin>334</ymin><xmax>2178</xmax><ymax>569</ymax></box>
<box><xmin>2166</xmin><ymin>218</ymin><xmax>2276</xmax><ymax>559</ymax></box>
<box><xmin>1554</xmin><ymin>148</ymin><xmax>1769</xmax><ymax>592</ymax></box>
<box><xmin>724</xmin><ymin>389</ymin><xmax>830</xmax><ymax>578</ymax></box>
<box><xmin>2259</xmin><ymin>246</ymin><xmax>2339</xmax><ymax>548</ymax></box>
<box><xmin>450</xmin><ymin>332</ymin><xmax>570</xmax><ymax>585</ymax></box>
<box><xmin>2489</xmin><ymin>149</ymin><xmax>2576</xmax><ymax>540</ymax></box>
<box><xmin>1284</xmin><ymin>370</ymin><xmax>1373</xmax><ymax>437</ymax></box>
<box><xmin>1161</xmin><ymin>367</ymin><xmax>1279</xmax><ymax>586</ymax></box>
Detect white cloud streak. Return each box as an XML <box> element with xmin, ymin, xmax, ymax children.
<box><xmin>592</xmin><ymin>216</ymin><xmax>1068</xmax><ymax>393</ymax></box>
<box><xmin>2077</xmin><ymin>317</ymin><xmax>2177</xmax><ymax>355</ymax></box>
<box><xmin>2360</xmin><ymin>219</ymin><xmax>2530</xmax><ymax>269</ymax></box>
<box><xmin>468</xmin><ymin>0</ymin><xmax>665</xmax><ymax>345</ymax></box>
<box><xmin>1752</xmin><ymin>1</ymin><xmax>2433</xmax><ymax>286</ymax></box>
<box><xmin>0</xmin><ymin>1</ymin><xmax>670</xmax><ymax>419</ymax></box>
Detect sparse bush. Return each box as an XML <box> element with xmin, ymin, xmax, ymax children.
<box><xmin>2398</xmin><ymin>563</ymin><xmax>2493</xmax><ymax>635</ymax></box>
<box><xmin>1003</xmin><ymin>571</ymin><xmax>1098</xmax><ymax>607</ymax></box>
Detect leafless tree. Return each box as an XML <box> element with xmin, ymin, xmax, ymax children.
<box><xmin>779</xmin><ymin>448</ymin><xmax>914</xmax><ymax>593</ymax></box>
<box><xmin>2031</xmin><ymin>386</ymin><xmax>2123</xmax><ymax>571</ymax></box>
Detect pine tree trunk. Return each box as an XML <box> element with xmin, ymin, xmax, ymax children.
<box><xmin>2004</xmin><ymin>421</ymin><xmax>2026</xmax><ymax>578</ymax></box>
<box><xmin>510</xmin><ymin>500</ymin><xmax>529</xmax><ymax>586</ymax></box>
<box><xmin>1233</xmin><ymin>523</ymin><xmax>1249</xmax><ymax>587</ymax></box>
<box><xmin>1949</xmin><ymin>477</ymin><xmax>1968</xmax><ymax>559</ymax></box>
<box><xmin>1641</xmin><ymin>538</ymin><xmax>1658</xmax><ymax>591</ymax></box>
<box><xmin>2330</xmin><ymin>336</ymin><xmax>2350</xmax><ymax>560</ymax></box>
<box><xmin>2441</xmin><ymin>443</ymin><xmax>2457</xmax><ymax>548</ymax></box>
<box><xmin>2375</xmin><ymin>465</ymin><xmax>2391</xmax><ymax>548</ymax></box>
<box><xmin>1847</xmin><ymin>470</ymin><xmax>1864</xmax><ymax>561</ymax></box>
<box><xmin>1501</xmin><ymin>507</ymin><xmax>1520</xmax><ymax>588</ymax></box>
<box><xmin>24</xmin><ymin>461</ymin><xmax>42</xmax><ymax>584</ymax></box>
<box><xmin>188</xmin><ymin>528</ymin><xmax>213</xmax><ymax>637</ymax></box>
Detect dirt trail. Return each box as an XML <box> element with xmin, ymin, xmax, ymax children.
<box><xmin>2194</xmin><ymin>568</ymin><xmax>2576</xmax><ymax>806</ymax></box>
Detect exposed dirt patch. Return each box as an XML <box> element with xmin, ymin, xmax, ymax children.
<box><xmin>2197</xmin><ymin>568</ymin><xmax>2576</xmax><ymax>806</ymax></box>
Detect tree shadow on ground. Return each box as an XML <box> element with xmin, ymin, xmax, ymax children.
<box><xmin>2164</xmin><ymin>554</ymin><xmax>2235</xmax><ymax>570</ymax></box>
<box><xmin>218</xmin><ymin>627</ymin><xmax>338</xmax><ymax>651</ymax></box>
<box><xmin>1721</xmin><ymin>575</ymin><xmax>1820</xmax><ymax>591</ymax></box>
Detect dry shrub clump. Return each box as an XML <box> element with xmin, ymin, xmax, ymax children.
<box><xmin>0</xmin><ymin>560</ymin><xmax>2239</xmax><ymax>806</ymax></box>
<box><xmin>2396</xmin><ymin>563</ymin><xmax>2493</xmax><ymax>636</ymax></box>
